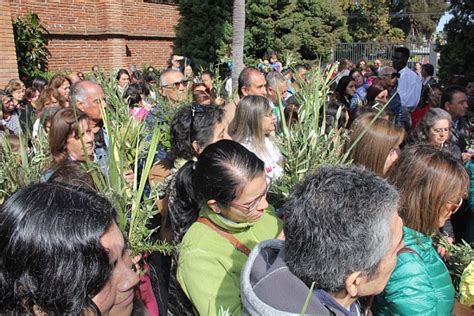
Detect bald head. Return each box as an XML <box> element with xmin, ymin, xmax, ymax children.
<box><xmin>378</xmin><ymin>66</ymin><xmax>395</xmax><ymax>77</ymax></box>
<box><xmin>378</xmin><ymin>66</ymin><xmax>399</xmax><ymax>89</ymax></box>
<box><xmin>67</xmin><ymin>73</ymin><xmax>81</xmax><ymax>84</ymax></box>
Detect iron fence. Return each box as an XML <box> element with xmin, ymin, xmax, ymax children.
<box><xmin>332</xmin><ymin>42</ymin><xmax>433</xmax><ymax>66</ymax></box>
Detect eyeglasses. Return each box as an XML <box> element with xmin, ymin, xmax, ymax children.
<box><xmin>161</xmin><ymin>79</ymin><xmax>189</xmax><ymax>89</ymax></box>
<box><xmin>230</xmin><ymin>180</ymin><xmax>271</xmax><ymax>213</ymax></box>
<box><xmin>431</xmin><ymin>127</ymin><xmax>450</xmax><ymax>135</ymax></box>
<box><xmin>447</xmin><ymin>198</ymin><xmax>463</xmax><ymax>214</ymax></box>
<box><xmin>381</xmin><ymin>73</ymin><xmax>400</xmax><ymax>79</ymax></box>
<box><xmin>2</xmin><ymin>96</ymin><xmax>14</xmax><ymax>104</ymax></box>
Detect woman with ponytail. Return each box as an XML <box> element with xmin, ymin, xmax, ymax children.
<box><xmin>170</xmin><ymin>140</ymin><xmax>282</xmax><ymax>315</ymax></box>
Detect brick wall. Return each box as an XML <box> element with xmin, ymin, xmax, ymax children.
<box><xmin>0</xmin><ymin>1</ymin><xmax>19</xmax><ymax>88</ymax></box>
<box><xmin>3</xmin><ymin>0</ymin><xmax>179</xmax><ymax>84</ymax></box>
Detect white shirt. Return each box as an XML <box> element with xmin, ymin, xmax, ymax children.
<box><xmin>397</xmin><ymin>66</ymin><xmax>422</xmax><ymax>111</ymax></box>
<box><xmin>240</xmin><ymin>137</ymin><xmax>284</xmax><ymax>180</ymax></box>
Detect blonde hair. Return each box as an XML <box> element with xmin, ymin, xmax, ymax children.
<box><xmin>4</xmin><ymin>79</ymin><xmax>24</xmax><ymax>95</ymax></box>
<box><xmin>229</xmin><ymin>95</ymin><xmax>272</xmax><ymax>157</ymax></box>
<box><xmin>344</xmin><ymin>112</ymin><xmax>405</xmax><ymax>176</ymax></box>
<box><xmin>387</xmin><ymin>145</ymin><xmax>469</xmax><ymax>235</ymax></box>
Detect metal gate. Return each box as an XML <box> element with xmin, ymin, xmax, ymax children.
<box><xmin>332</xmin><ymin>42</ymin><xmax>434</xmax><ymax>67</ymax></box>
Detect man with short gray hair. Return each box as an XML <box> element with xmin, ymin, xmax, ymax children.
<box><xmin>158</xmin><ymin>69</ymin><xmax>189</xmax><ymax>103</ymax></box>
<box><xmin>266</xmin><ymin>72</ymin><xmax>288</xmax><ymax>105</ymax></box>
<box><xmin>241</xmin><ymin>165</ymin><xmax>404</xmax><ymax>315</ymax></box>
<box><xmin>379</xmin><ymin>66</ymin><xmax>403</xmax><ymax>127</ymax></box>
<box><xmin>69</xmin><ymin>80</ymin><xmax>108</xmax><ymax>167</ymax></box>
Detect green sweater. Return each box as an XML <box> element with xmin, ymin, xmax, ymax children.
<box><xmin>177</xmin><ymin>206</ymin><xmax>282</xmax><ymax>315</ymax></box>
<box><xmin>373</xmin><ymin>226</ymin><xmax>455</xmax><ymax>315</ymax></box>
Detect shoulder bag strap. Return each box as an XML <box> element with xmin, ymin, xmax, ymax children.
<box><xmin>196</xmin><ymin>217</ymin><xmax>251</xmax><ymax>256</ymax></box>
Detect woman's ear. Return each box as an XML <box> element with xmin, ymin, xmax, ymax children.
<box><xmin>192</xmin><ymin>140</ymin><xmax>202</xmax><ymax>155</ymax></box>
<box><xmin>207</xmin><ymin>199</ymin><xmax>221</xmax><ymax>214</ymax></box>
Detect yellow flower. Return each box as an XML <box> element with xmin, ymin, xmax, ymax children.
<box><xmin>460</xmin><ymin>261</ymin><xmax>474</xmax><ymax>306</ymax></box>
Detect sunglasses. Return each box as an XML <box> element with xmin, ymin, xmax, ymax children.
<box><xmin>230</xmin><ymin>179</ymin><xmax>271</xmax><ymax>213</ymax></box>
<box><xmin>161</xmin><ymin>79</ymin><xmax>189</xmax><ymax>89</ymax></box>
<box><xmin>381</xmin><ymin>73</ymin><xmax>400</xmax><ymax>79</ymax></box>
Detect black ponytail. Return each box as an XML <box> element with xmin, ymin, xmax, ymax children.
<box><xmin>169</xmin><ymin>140</ymin><xmax>265</xmax><ymax>242</ymax></box>
<box><xmin>169</xmin><ymin>160</ymin><xmax>199</xmax><ymax>243</ymax></box>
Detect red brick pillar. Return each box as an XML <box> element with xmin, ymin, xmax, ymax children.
<box><xmin>0</xmin><ymin>1</ymin><xmax>19</xmax><ymax>88</ymax></box>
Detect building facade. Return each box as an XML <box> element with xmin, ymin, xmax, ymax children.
<box><xmin>1</xmin><ymin>0</ymin><xmax>179</xmax><ymax>87</ymax></box>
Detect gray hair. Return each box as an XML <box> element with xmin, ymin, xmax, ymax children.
<box><xmin>68</xmin><ymin>80</ymin><xmax>91</xmax><ymax>107</ymax></box>
<box><xmin>378</xmin><ymin>66</ymin><xmax>395</xmax><ymax>77</ymax></box>
<box><xmin>283</xmin><ymin>165</ymin><xmax>399</xmax><ymax>292</ymax></box>
<box><xmin>415</xmin><ymin>108</ymin><xmax>452</xmax><ymax>142</ymax></box>
<box><xmin>159</xmin><ymin>69</ymin><xmax>182</xmax><ymax>87</ymax></box>
<box><xmin>265</xmin><ymin>71</ymin><xmax>286</xmax><ymax>90</ymax></box>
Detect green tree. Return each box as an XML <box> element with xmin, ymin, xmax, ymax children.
<box><xmin>244</xmin><ymin>0</ymin><xmax>350</xmax><ymax>64</ymax></box>
<box><xmin>438</xmin><ymin>0</ymin><xmax>474</xmax><ymax>81</ymax></box>
<box><xmin>12</xmin><ymin>13</ymin><xmax>49</xmax><ymax>80</ymax></box>
<box><xmin>390</xmin><ymin>0</ymin><xmax>447</xmax><ymax>42</ymax></box>
<box><xmin>173</xmin><ymin>1</ymin><xmax>232</xmax><ymax>68</ymax></box>
<box><xmin>338</xmin><ymin>0</ymin><xmax>398</xmax><ymax>42</ymax></box>
<box><xmin>174</xmin><ymin>0</ymin><xmax>350</xmax><ymax>67</ymax></box>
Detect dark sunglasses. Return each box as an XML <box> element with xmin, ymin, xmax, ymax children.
<box><xmin>161</xmin><ymin>79</ymin><xmax>189</xmax><ymax>89</ymax></box>
<box><xmin>382</xmin><ymin>73</ymin><xmax>400</xmax><ymax>79</ymax></box>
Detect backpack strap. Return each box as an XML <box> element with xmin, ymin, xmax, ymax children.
<box><xmin>196</xmin><ymin>217</ymin><xmax>251</xmax><ymax>256</ymax></box>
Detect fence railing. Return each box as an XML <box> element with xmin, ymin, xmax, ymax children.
<box><xmin>332</xmin><ymin>42</ymin><xmax>434</xmax><ymax>66</ymax></box>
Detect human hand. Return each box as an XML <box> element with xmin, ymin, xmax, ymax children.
<box><xmin>437</xmin><ymin>236</ymin><xmax>454</xmax><ymax>258</ymax></box>
<box><xmin>124</xmin><ymin>169</ymin><xmax>135</xmax><ymax>187</ymax></box>
<box><xmin>462</xmin><ymin>152</ymin><xmax>472</xmax><ymax>163</ymax></box>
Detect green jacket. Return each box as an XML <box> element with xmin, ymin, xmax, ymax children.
<box><xmin>177</xmin><ymin>206</ymin><xmax>282</xmax><ymax>315</ymax></box>
<box><xmin>373</xmin><ymin>226</ymin><xmax>455</xmax><ymax>315</ymax></box>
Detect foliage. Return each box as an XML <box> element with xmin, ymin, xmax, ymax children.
<box><xmin>459</xmin><ymin>261</ymin><xmax>474</xmax><ymax>306</ymax></box>
<box><xmin>12</xmin><ymin>13</ymin><xmax>49</xmax><ymax>81</ymax></box>
<box><xmin>174</xmin><ymin>0</ymin><xmax>232</xmax><ymax>69</ymax></box>
<box><xmin>1</xmin><ymin>70</ymin><xmax>173</xmax><ymax>255</ymax></box>
<box><xmin>82</xmin><ymin>72</ymin><xmax>174</xmax><ymax>255</ymax></box>
<box><xmin>438</xmin><ymin>0</ymin><xmax>474</xmax><ymax>82</ymax></box>
<box><xmin>435</xmin><ymin>235</ymin><xmax>474</xmax><ymax>299</ymax></box>
<box><xmin>0</xmin><ymin>132</ymin><xmax>50</xmax><ymax>204</ymax></box>
<box><xmin>174</xmin><ymin>0</ymin><xmax>350</xmax><ymax>68</ymax></box>
<box><xmin>338</xmin><ymin>0</ymin><xmax>400</xmax><ymax>43</ymax></box>
<box><xmin>389</xmin><ymin>0</ymin><xmax>447</xmax><ymax>42</ymax></box>
<box><xmin>269</xmin><ymin>64</ymin><xmax>348</xmax><ymax>206</ymax></box>
<box><xmin>244</xmin><ymin>0</ymin><xmax>350</xmax><ymax>65</ymax></box>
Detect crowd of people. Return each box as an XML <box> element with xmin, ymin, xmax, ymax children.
<box><xmin>1</xmin><ymin>47</ymin><xmax>473</xmax><ymax>315</ymax></box>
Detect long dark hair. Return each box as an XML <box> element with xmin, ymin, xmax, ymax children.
<box><xmin>171</xmin><ymin>139</ymin><xmax>264</xmax><ymax>241</ymax></box>
<box><xmin>0</xmin><ymin>183</ymin><xmax>116</xmax><ymax>314</ymax></box>
<box><xmin>335</xmin><ymin>76</ymin><xmax>354</xmax><ymax>109</ymax></box>
<box><xmin>168</xmin><ymin>140</ymin><xmax>264</xmax><ymax>315</ymax></box>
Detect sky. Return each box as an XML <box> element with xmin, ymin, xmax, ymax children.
<box><xmin>436</xmin><ymin>12</ymin><xmax>453</xmax><ymax>33</ymax></box>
